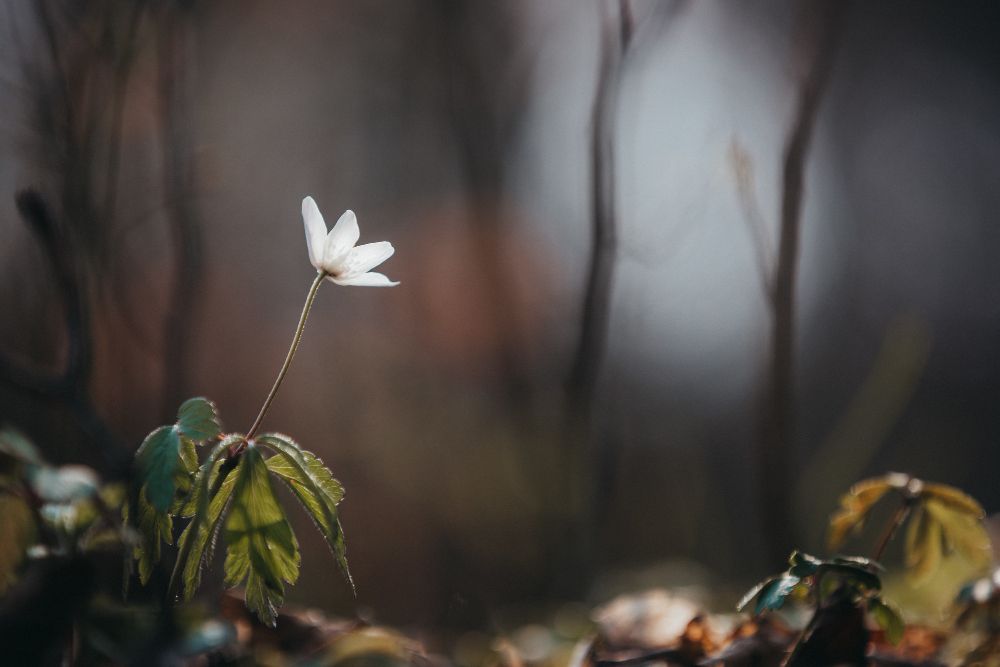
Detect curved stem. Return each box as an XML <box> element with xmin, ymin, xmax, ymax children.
<box><xmin>246</xmin><ymin>271</ymin><xmax>326</xmax><ymax>440</ymax></box>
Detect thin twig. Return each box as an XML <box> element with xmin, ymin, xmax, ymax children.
<box><xmin>757</xmin><ymin>0</ymin><xmax>848</xmax><ymax>565</ymax></box>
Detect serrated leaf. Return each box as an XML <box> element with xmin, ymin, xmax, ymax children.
<box><xmin>176</xmin><ymin>459</ymin><xmax>238</xmax><ymax>600</ymax></box>
<box><xmin>869</xmin><ymin>597</ymin><xmax>905</xmax><ymax>645</ymax></box>
<box><xmin>0</xmin><ymin>495</ymin><xmax>35</xmax><ymax>593</ymax></box>
<box><xmin>167</xmin><ymin>434</ymin><xmax>241</xmax><ymax>601</ymax></box>
<box><xmin>827</xmin><ymin>477</ymin><xmax>894</xmax><ymax>550</ymax></box>
<box><xmin>923</xmin><ymin>498</ymin><xmax>991</xmax><ymax>568</ymax></box>
<box><xmin>129</xmin><ymin>487</ymin><xmax>173</xmax><ymax>585</ymax></box>
<box><xmin>923</xmin><ymin>483</ymin><xmax>985</xmax><ymax>518</ymax></box>
<box><xmin>223</xmin><ymin>446</ymin><xmax>300</xmax><ymax>626</ymax></box>
<box><xmin>176</xmin><ymin>398</ymin><xmax>222</xmax><ymax>443</ymax></box>
<box><xmin>756</xmin><ymin>575</ymin><xmax>800</xmax><ymax>614</ymax></box>
<box><xmin>137</xmin><ymin>426</ymin><xmax>181</xmax><ymax>511</ymax></box>
<box><xmin>905</xmin><ymin>505</ymin><xmax>942</xmax><ymax>584</ymax></box>
<box><xmin>258</xmin><ymin>434</ymin><xmax>353</xmax><ymax>592</ymax></box>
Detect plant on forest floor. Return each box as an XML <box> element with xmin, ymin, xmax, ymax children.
<box><xmin>123</xmin><ymin>197</ymin><xmax>397</xmax><ymax>625</ymax></box>
<box><xmin>739</xmin><ymin>473</ymin><xmax>993</xmax><ymax>666</ymax></box>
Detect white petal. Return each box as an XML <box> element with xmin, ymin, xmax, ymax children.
<box><xmin>322</xmin><ymin>209</ymin><xmax>360</xmax><ymax>266</ymax></box>
<box><xmin>302</xmin><ymin>196</ymin><xmax>327</xmax><ymax>268</ymax></box>
<box><xmin>329</xmin><ymin>271</ymin><xmax>399</xmax><ymax>287</ymax></box>
<box><xmin>344</xmin><ymin>241</ymin><xmax>394</xmax><ymax>275</ymax></box>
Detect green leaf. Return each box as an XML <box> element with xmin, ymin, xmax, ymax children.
<box><xmin>136</xmin><ymin>426</ymin><xmax>182</xmax><ymax>512</ymax></box>
<box><xmin>176</xmin><ymin>459</ymin><xmax>238</xmax><ymax>600</ymax></box>
<box><xmin>905</xmin><ymin>505</ymin><xmax>942</xmax><ymax>584</ymax></box>
<box><xmin>0</xmin><ymin>495</ymin><xmax>34</xmax><ymax>593</ymax></box>
<box><xmin>756</xmin><ymin>574</ymin><xmax>800</xmax><ymax>614</ymax></box>
<box><xmin>827</xmin><ymin>477</ymin><xmax>894</xmax><ymax>550</ymax></box>
<box><xmin>167</xmin><ymin>434</ymin><xmax>241</xmax><ymax>601</ymax></box>
<box><xmin>176</xmin><ymin>398</ymin><xmax>222</xmax><ymax>443</ymax></box>
<box><xmin>129</xmin><ymin>487</ymin><xmax>173</xmax><ymax>585</ymax></box>
<box><xmin>737</xmin><ymin>577</ymin><xmax>774</xmax><ymax>613</ymax></box>
<box><xmin>923</xmin><ymin>483</ymin><xmax>985</xmax><ymax>518</ymax></box>
<box><xmin>788</xmin><ymin>551</ymin><xmax>821</xmax><ymax>577</ymax></box>
<box><xmin>923</xmin><ymin>498</ymin><xmax>992</xmax><ymax>568</ymax></box>
<box><xmin>258</xmin><ymin>434</ymin><xmax>353</xmax><ymax>593</ymax></box>
<box><xmin>223</xmin><ymin>446</ymin><xmax>300</xmax><ymax>626</ymax></box>
<box><xmin>869</xmin><ymin>597</ymin><xmax>905</xmax><ymax>645</ymax></box>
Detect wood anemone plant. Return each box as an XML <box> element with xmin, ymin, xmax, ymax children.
<box><xmin>739</xmin><ymin>474</ymin><xmax>993</xmax><ymax>666</ymax></box>
<box><xmin>828</xmin><ymin>472</ymin><xmax>992</xmax><ymax>584</ymax></box>
<box><xmin>125</xmin><ymin>197</ymin><xmax>398</xmax><ymax>625</ymax></box>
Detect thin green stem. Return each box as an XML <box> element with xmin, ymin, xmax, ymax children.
<box><xmin>246</xmin><ymin>271</ymin><xmax>326</xmax><ymax>440</ymax></box>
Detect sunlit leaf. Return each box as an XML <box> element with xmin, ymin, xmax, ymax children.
<box><xmin>737</xmin><ymin>577</ymin><xmax>773</xmax><ymax>613</ymax></box>
<box><xmin>176</xmin><ymin>459</ymin><xmax>237</xmax><ymax>601</ymax></box>
<box><xmin>223</xmin><ymin>446</ymin><xmax>300</xmax><ymax>626</ymax></box>
<box><xmin>904</xmin><ymin>505</ymin><xmax>942</xmax><ymax>584</ymax></box>
<box><xmin>923</xmin><ymin>498</ymin><xmax>991</xmax><ymax>568</ymax></box>
<box><xmin>923</xmin><ymin>483</ymin><xmax>985</xmax><ymax>518</ymax></box>
<box><xmin>130</xmin><ymin>487</ymin><xmax>173</xmax><ymax>585</ymax></box>
<box><xmin>136</xmin><ymin>426</ymin><xmax>182</xmax><ymax>512</ymax></box>
<box><xmin>827</xmin><ymin>477</ymin><xmax>894</xmax><ymax>550</ymax></box>
<box><xmin>176</xmin><ymin>398</ymin><xmax>222</xmax><ymax>443</ymax></box>
<box><xmin>869</xmin><ymin>597</ymin><xmax>904</xmax><ymax>645</ymax></box>
<box><xmin>258</xmin><ymin>434</ymin><xmax>352</xmax><ymax>592</ymax></box>
<box><xmin>0</xmin><ymin>494</ymin><xmax>34</xmax><ymax>593</ymax></box>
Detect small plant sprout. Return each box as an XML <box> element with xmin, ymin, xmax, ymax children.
<box><xmin>125</xmin><ymin>197</ymin><xmax>397</xmax><ymax>625</ymax></box>
<box><xmin>827</xmin><ymin>472</ymin><xmax>991</xmax><ymax>583</ymax></box>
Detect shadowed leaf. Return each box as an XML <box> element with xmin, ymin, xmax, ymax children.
<box><xmin>136</xmin><ymin>426</ymin><xmax>181</xmax><ymax>511</ymax></box>
<box><xmin>176</xmin><ymin>459</ymin><xmax>237</xmax><ymax>600</ymax></box>
<box><xmin>923</xmin><ymin>498</ymin><xmax>991</xmax><ymax>568</ymax></box>
<box><xmin>258</xmin><ymin>433</ymin><xmax>352</xmax><ymax>592</ymax></box>
<box><xmin>223</xmin><ymin>446</ymin><xmax>300</xmax><ymax>626</ymax></box>
<box><xmin>869</xmin><ymin>597</ymin><xmax>904</xmax><ymax>645</ymax></box>
<box><xmin>176</xmin><ymin>398</ymin><xmax>222</xmax><ymax>443</ymax></box>
<box><xmin>923</xmin><ymin>483</ymin><xmax>985</xmax><ymax>518</ymax></box>
<box><xmin>0</xmin><ymin>495</ymin><xmax>34</xmax><ymax>593</ymax></box>
<box><xmin>905</xmin><ymin>506</ymin><xmax>942</xmax><ymax>585</ymax></box>
<box><xmin>827</xmin><ymin>477</ymin><xmax>893</xmax><ymax>550</ymax></box>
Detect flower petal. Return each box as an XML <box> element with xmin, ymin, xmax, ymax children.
<box><xmin>329</xmin><ymin>272</ymin><xmax>399</xmax><ymax>287</ymax></box>
<box><xmin>322</xmin><ymin>209</ymin><xmax>360</xmax><ymax>266</ymax></box>
<box><xmin>302</xmin><ymin>196</ymin><xmax>327</xmax><ymax>268</ymax></box>
<box><xmin>344</xmin><ymin>241</ymin><xmax>395</xmax><ymax>275</ymax></box>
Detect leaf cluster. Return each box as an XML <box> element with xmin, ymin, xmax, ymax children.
<box><xmin>828</xmin><ymin>472</ymin><xmax>991</xmax><ymax>584</ymax></box>
<box><xmin>127</xmin><ymin>398</ymin><xmax>352</xmax><ymax>626</ymax></box>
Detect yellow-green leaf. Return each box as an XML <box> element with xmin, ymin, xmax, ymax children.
<box><xmin>0</xmin><ymin>495</ymin><xmax>34</xmax><ymax>593</ymax></box>
<box><xmin>923</xmin><ymin>483</ymin><xmax>985</xmax><ymax>518</ymax></box>
<box><xmin>904</xmin><ymin>505</ymin><xmax>942</xmax><ymax>584</ymax></box>
<box><xmin>175</xmin><ymin>459</ymin><xmax>238</xmax><ymax>601</ymax></box>
<box><xmin>223</xmin><ymin>446</ymin><xmax>300</xmax><ymax>626</ymax></box>
<box><xmin>827</xmin><ymin>477</ymin><xmax>894</xmax><ymax>550</ymax></box>
<box><xmin>923</xmin><ymin>498</ymin><xmax>991</xmax><ymax>568</ymax></box>
<box><xmin>258</xmin><ymin>434</ymin><xmax>352</xmax><ymax>593</ymax></box>
<box><xmin>869</xmin><ymin>597</ymin><xmax>905</xmax><ymax>645</ymax></box>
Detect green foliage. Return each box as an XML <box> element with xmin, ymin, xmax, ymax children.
<box><xmin>868</xmin><ymin>597</ymin><xmax>904</xmax><ymax>645</ymax></box>
<box><xmin>136</xmin><ymin>398</ymin><xmax>221</xmax><ymax>512</ymax></box>
<box><xmin>0</xmin><ymin>494</ymin><xmax>34</xmax><ymax>593</ymax></box>
<box><xmin>827</xmin><ymin>472</ymin><xmax>990</xmax><ymax>584</ymax></box>
<box><xmin>176</xmin><ymin>398</ymin><xmax>222</xmax><ymax>442</ymax></box>
<box><xmin>176</xmin><ymin>457</ymin><xmax>238</xmax><ymax>601</ymax></box>
<box><xmin>738</xmin><ymin>552</ymin><xmax>884</xmax><ymax>615</ymax></box>
<box><xmin>258</xmin><ymin>434</ymin><xmax>353</xmax><ymax>592</ymax></box>
<box><xmin>222</xmin><ymin>445</ymin><xmax>300</xmax><ymax>627</ymax></box>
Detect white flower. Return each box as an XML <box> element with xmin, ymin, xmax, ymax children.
<box><xmin>302</xmin><ymin>196</ymin><xmax>398</xmax><ymax>286</ymax></box>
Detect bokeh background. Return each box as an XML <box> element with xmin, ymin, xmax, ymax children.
<box><xmin>1</xmin><ymin>0</ymin><xmax>999</xmax><ymax>634</ymax></box>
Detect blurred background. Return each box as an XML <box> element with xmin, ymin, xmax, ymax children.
<box><xmin>1</xmin><ymin>0</ymin><xmax>999</xmax><ymax>637</ymax></box>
